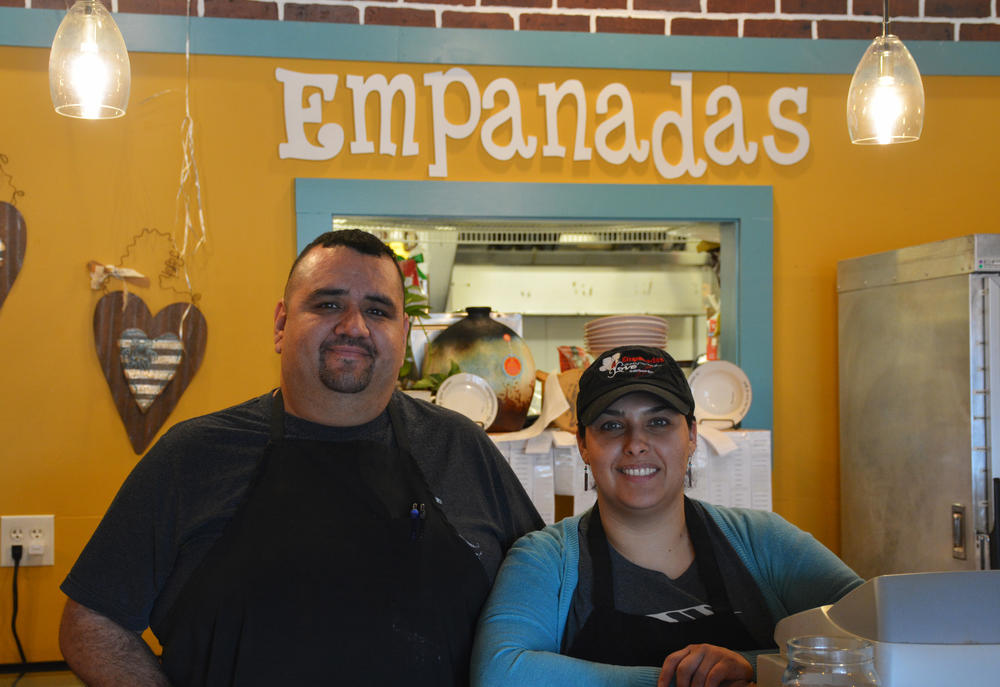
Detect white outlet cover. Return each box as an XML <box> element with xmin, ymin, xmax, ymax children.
<box><xmin>1</xmin><ymin>514</ymin><xmax>55</xmax><ymax>567</ymax></box>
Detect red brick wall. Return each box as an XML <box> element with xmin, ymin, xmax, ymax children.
<box><xmin>23</xmin><ymin>0</ymin><xmax>1000</xmax><ymax>40</ymax></box>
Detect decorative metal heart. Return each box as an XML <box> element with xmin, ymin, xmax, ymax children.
<box><xmin>0</xmin><ymin>201</ymin><xmax>26</xmax><ymax>311</ymax></box>
<box><xmin>94</xmin><ymin>291</ymin><xmax>207</xmax><ymax>454</ymax></box>
<box><xmin>118</xmin><ymin>328</ymin><xmax>183</xmax><ymax>412</ymax></box>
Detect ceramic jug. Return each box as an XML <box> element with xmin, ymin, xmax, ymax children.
<box><xmin>423</xmin><ymin>307</ymin><xmax>536</xmax><ymax>432</ymax></box>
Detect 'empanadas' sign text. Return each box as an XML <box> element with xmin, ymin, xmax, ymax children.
<box><xmin>276</xmin><ymin>68</ymin><xmax>809</xmax><ymax>179</ymax></box>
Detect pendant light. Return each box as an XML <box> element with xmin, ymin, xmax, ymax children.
<box><xmin>846</xmin><ymin>0</ymin><xmax>923</xmax><ymax>144</ymax></box>
<box><xmin>49</xmin><ymin>0</ymin><xmax>131</xmax><ymax>119</ymax></box>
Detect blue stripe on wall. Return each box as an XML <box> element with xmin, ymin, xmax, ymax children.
<box><xmin>295</xmin><ymin>179</ymin><xmax>774</xmax><ymax>431</ymax></box>
<box><xmin>4</xmin><ymin>7</ymin><xmax>1000</xmax><ymax>76</ymax></box>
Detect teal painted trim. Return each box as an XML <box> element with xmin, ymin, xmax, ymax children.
<box><xmin>733</xmin><ymin>194</ymin><xmax>773</xmax><ymax>435</ymax></box>
<box><xmin>294</xmin><ymin>178</ymin><xmax>774</xmax><ymax>431</ymax></box>
<box><xmin>4</xmin><ymin>7</ymin><xmax>1000</xmax><ymax>76</ymax></box>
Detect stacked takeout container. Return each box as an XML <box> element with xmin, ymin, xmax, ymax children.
<box><xmin>583</xmin><ymin>315</ymin><xmax>669</xmax><ymax>357</ymax></box>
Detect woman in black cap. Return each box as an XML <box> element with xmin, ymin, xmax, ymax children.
<box><xmin>471</xmin><ymin>346</ymin><xmax>862</xmax><ymax>687</ymax></box>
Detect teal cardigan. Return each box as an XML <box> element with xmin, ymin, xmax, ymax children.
<box><xmin>471</xmin><ymin>502</ymin><xmax>863</xmax><ymax>687</ymax></box>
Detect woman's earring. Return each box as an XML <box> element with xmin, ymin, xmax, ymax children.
<box><xmin>583</xmin><ymin>463</ymin><xmax>590</xmax><ymax>492</ymax></box>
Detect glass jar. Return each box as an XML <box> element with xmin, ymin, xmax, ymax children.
<box><xmin>781</xmin><ymin>635</ymin><xmax>881</xmax><ymax>687</ymax></box>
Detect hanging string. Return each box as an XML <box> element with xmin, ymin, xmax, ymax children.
<box><xmin>177</xmin><ymin>0</ymin><xmax>208</xmax><ymax>263</ymax></box>
<box><xmin>171</xmin><ymin>0</ymin><xmax>210</xmax><ymax>341</ymax></box>
<box><xmin>0</xmin><ymin>154</ymin><xmax>25</xmax><ymax>206</ymax></box>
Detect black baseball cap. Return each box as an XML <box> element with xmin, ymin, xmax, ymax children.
<box><xmin>576</xmin><ymin>346</ymin><xmax>694</xmax><ymax>427</ymax></box>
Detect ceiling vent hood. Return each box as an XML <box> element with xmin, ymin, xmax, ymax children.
<box><xmin>336</xmin><ymin>218</ymin><xmax>719</xmax><ymax>315</ymax></box>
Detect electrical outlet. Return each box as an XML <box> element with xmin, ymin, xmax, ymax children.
<box><xmin>1</xmin><ymin>515</ymin><xmax>55</xmax><ymax>567</ymax></box>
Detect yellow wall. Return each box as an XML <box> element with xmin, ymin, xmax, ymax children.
<box><xmin>1</xmin><ymin>43</ymin><xmax>997</xmax><ymax>662</ymax></box>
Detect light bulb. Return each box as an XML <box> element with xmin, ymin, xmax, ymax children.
<box><xmin>70</xmin><ymin>43</ymin><xmax>112</xmax><ymax>119</ymax></box>
<box><xmin>871</xmin><ymin>75</ymin><xmax>904</xmax><ymax>145</ymax></box>
<box><xmin>49</xmin><ymin>0</ymin><xmax>130</xmax><ymax>119</ymax></box>
<box><xmin>846</xmin><ymin>35</ymin><xmax>923</xmax><ymax>145</ymax></box>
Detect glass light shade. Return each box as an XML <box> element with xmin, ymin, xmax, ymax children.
<box><xmin>846</xmin><ymin>34</ymin><xmax>924</xmax><ymax>145</ymax></box>
<box><xmin>49</xmin><ymin>0</ymin><xmax>131</xmax><ymax>119</ymax></box>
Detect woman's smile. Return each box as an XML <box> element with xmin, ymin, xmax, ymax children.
<box><xmin>617</xmin><ymin>464</ymin><xmax>660</xmax><ymax>478</ymax></box>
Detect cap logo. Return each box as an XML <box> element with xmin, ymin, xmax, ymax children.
<box><xmin>598</xmin><ymin>351</ymin><xmax>666</xmax><ymax>378</ymax></box>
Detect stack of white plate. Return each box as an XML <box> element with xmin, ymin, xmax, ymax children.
<box><xmin>583</xmin><ymin>315</ymin><xmax>669</xmax><ymax>357</ymax></box>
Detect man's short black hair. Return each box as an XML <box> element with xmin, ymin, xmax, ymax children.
<box><xmin>285</xmin><ymin>229</ymin><xmax>404</xmax><ymax>298</ymax></box>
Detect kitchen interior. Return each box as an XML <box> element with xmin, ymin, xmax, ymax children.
<box><xmin>3</xmin><ymin>1</ymin><xmax>1000</xmax><ymax>684</ymax></box>
<box><xmin>352</xmin><ymin>216</ymin><xmax>718</xmax><ymax>370</ymax></box>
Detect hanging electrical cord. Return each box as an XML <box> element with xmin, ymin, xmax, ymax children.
<box><xmin>9</xmin><ymin>544</ymin><xmax>27</xmax><ymax>669</ymax></box>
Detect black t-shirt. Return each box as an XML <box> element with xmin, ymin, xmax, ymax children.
<box><xmin>61</xmin><ymin>391</ymin><xmax>543</xmax><ymax>636</ymax></box>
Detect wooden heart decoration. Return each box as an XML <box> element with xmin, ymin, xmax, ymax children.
<box><xmin>0</xmin><ymin>201</ymin><xmax>27</xmax><ymax>311</ymax></box>
<box><xmin>94</xmin><ymin>291</ymin><xmax>207</xmax><ymax>454</ymax></box>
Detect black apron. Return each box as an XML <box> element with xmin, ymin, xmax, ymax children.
<box><xmin>566</xmin><ymin>498</ymin><xmax>763</xmax><ymax>667</ymax></box>
<box><xmin>158</xmin><ymin>391</ymin><xmax>490</xmax><ymax>686</ymax></box>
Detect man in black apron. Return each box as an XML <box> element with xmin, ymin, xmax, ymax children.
<box><xmin>59</xmin><ymin>230</ymin><xmax>542</xmax><ymax>686</ymax></box>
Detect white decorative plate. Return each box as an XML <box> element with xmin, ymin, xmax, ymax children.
<box><xmin>687</xmin><ymin>360</ymin><xmax>752</xmax><ymax>425</ymax></box>
<box><xmin>435</xmin><ymin>373</ymin><xmax>499</xmax><ymax>429</ymax></box>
